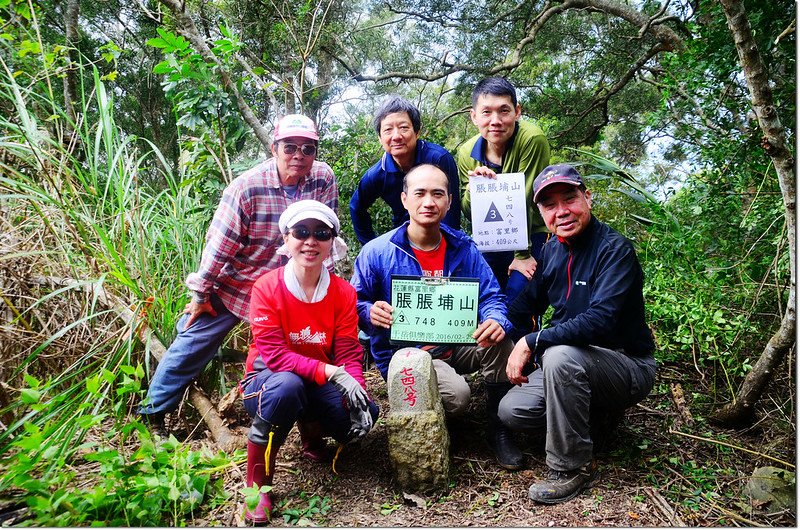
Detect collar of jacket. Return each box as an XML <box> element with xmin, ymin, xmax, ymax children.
<box><xmin>469</xmin><ymin>122</ymin><xmax>520</xmax><ymax>166</ymax></box>
<box><xmin>380</xmin><ymin>139</ymin><xmax>426</xmax><ymax>173</ymax></box>
<box><xmin>388</xmin><ymin>221</ymin><xmax>470</xmax><ymax>270</ymax></box>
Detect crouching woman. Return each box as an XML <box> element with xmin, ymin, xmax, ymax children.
<box><xmin>240</xmin><ymin>200</ymin><xmax>379</xmax><ymax>524</ymax></box>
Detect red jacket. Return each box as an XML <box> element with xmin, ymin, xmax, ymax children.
<box><xmin>245</xmin><ymin>267</ymin><xmax>366</xmax><ymax>389</ymax></box>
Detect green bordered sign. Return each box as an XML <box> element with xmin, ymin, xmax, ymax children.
<box><xmin>389</xmin><ymin>275</ymin><xmax>479</xmax><ymax>345</ymax></box>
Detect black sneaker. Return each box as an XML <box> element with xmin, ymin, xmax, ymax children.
<box><xmin>486</xmin><ymin>428</ymin><xmax>525</xmax><ymax>471</ymax></box>
<box><xmin>528</xmin><ymin>463</ymin><xmax>596</xmax><ymax>504</ymax></box>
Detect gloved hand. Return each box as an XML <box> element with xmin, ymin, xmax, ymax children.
<box><xmin>328</xmin><ymin>366</ymin><xmax>369</xmax><ymax>411</ymax></box>
<box><xmin>347</xmin><ymin>405</ymin><xmax>374</xmax><ymax>441</ymax></box>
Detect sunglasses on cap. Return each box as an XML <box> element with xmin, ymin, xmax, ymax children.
<box><xmin>289</xmin><ymin>226</ymin><xmax>335</xmax><ymax>241</ymax></box>
<box><xmin>280</xmin><ymin>143</ymin><xmax>317</xmax><ymax>156</ymax></box>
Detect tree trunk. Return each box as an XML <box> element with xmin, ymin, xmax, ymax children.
<box><xmin>156</xmin><ymin>0</ymin><xmax>273</xmax><ymax>151</ymax></box>
<box><xmin>713</xmin><ymin>0</ymin><xmax>796</xmax><ymax>426</ymax></box>
<box><xmin>62</xmin><ymin>0</ymin><xmax>80</xmax><ymax>146</ymax></box>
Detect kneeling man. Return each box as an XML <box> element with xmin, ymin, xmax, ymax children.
<box><xmin>351</xmin><ymin>163</ymin><xmax>523</xmax><ymax>470</ymax></box>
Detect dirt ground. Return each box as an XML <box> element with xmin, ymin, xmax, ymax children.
<box><xmin>1</xmin><ymin>357</ymin><xmax>793</xmax><ymax>527</ymax></box>
<box><xmin>183</xmin><ymin>363</ymin><xmax>795</xmax><ymax>528</ymax></box>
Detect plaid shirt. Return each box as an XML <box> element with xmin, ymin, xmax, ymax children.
<box><xmin>185</xmin><ymin>158</ymin><xmax>338</xmax><ymax>320</ymax></box>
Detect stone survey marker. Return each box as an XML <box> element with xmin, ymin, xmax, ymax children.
<box><xmin>386</xmin><ymin>347</ymin><xmax>450</xmax><ymax>492</ymax></box>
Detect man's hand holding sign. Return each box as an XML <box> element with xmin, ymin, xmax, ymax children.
<box><xmin>474</xmin><ymin>318</ymin><xmax>506</xmax><ymax>348</ymax></box>
<box><xmin>369</xmin><ymin>300</ymin><xmax>394</xmax><ymax>328</ymax></box>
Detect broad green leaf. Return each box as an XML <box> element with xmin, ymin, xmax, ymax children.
<box><xmin>18</xmin><ymin>39</ymin><xmax>41</xmax><ymax>57</ymax></box>
<box><xmin>20</xmin><ymin>388</ymin><xmax>41</xmax><ymax>404</ymax></box>
<box><xmin>85</xmin><ymin>375</ymin><xmax>100</xmax><ymax>394</ymax></box>
<box><xmin>23</xmin><ymin>373</ymin><xmax>41</xmax><ymax>388</ymax></box>
<box><xmin>152</xmin><ymin>61</ymin><xmax>174</xmax><ymax>75</ymax></box>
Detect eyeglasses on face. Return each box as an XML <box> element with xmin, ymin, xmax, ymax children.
<box><xmin>281</xmin><ymin>143</ymin><xmax>317</xmax><ymax>156</ymax></box>
<box><xmin>289</xmin><ymin>226</ymin><xmax>334</xmax><ymax>241</ymax></box>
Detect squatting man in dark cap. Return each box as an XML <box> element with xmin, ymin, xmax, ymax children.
<box><xmin>499</xmin><ymin>163</ymin><xmax>657</xmax><ymax>504</ymax></box>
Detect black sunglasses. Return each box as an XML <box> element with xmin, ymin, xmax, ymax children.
<box><xmin>281</xmin><ymin>143</ymin><xmax>317</xmax><ymax>156</ymax></box>
<box><xmin>289</xmin><ymin>226</ymin><xmax>334</xmax><ymax>241</ymax></box>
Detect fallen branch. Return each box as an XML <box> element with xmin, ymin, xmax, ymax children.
<box><xmin>669</xmin><ymin>382</ymin><xmax>694</xmax><ymax>429</ymax></box>
<box><xmin>706</xmin><ymin>499</ymin><xmax>762</xmax><ymax>526</ymax></box>
<box><xmin>187</xmin><ymin>385</ymin><xmax>239</xmax><ymax>451</ymax></box>
<box><xmin>633</xmin><ymin>402</ymin><xmax>668</xmax><ymax>416</ymax></box>
<box><xmin>668</xmin><ymin>428</ymin><xmax>794</xmax><ymax>469</ymax></box>
<box><xmin>30</xmin><ymin>275</ymin><xmax>243</xmax><ymax>451</ymax></box>
<box><xmin>643</xmin><ymin>486</ymin><xmax>686</xmax><ymax>526</ymax></box>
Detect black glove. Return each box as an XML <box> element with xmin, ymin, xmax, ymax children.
<box><xmin>347</xmin><ymin>405</ymin><xmax>374</xmax><ymax>441</ymax></box>
<box><xmin>329</xmin><ymin>366</ymin><xmax>372</xmax><ymax>441</ymax></box>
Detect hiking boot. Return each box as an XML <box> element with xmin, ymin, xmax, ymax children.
<box><xmin>485</xmin><ymin>381</ymin><xmax>524</xmax><ymax>471</ymax></box>
<box><xmin>141</xmin><ymin>412</ymin><xmax>169</xmax><ymax>439</ymax></box>
<box><xmin>297</xmin><ymin>420</ymin><xmax>331</xmax><ymax>463</ymax></box>
<box><xmin>486</xmin><ymin>427</ymin><xmax>524</xmax><ymax>470</ymax></box>
<box><xmin>245</xmin><ymin>439</ymin><xmax>277</xmax><ymax>525</ymax></box>
<box><xmin>528</xmin><ymin>463</ymin><xmax>596</xmax><ymax>504</ymax></box>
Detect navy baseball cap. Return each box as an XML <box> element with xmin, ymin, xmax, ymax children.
<box><xmin>532</xmin><ymin>163</ymin><xmax>585</xmax><ymax>203</ymax></box>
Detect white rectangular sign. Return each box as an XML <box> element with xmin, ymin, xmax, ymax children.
<box><xmin>468</xmin><ymin>172</ymin><xmax>528</xmax><ymax>252</ymax></box>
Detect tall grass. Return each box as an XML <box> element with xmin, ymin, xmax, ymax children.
<box><xmin>0</xmin><ymin>53</ymin><xmax>211</xmax><ymax>490</ymax></box>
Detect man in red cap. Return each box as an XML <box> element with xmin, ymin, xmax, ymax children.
<box><xmin>500</xmin><ymin>163</ymin><xmax>657</xmax><ymax>504</ymax></box>
<box><xmin>138</xmin><ymin>114</ymin><xmax>339</xmax><ymax>436</ymax></box>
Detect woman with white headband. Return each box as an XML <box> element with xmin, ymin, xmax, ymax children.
<box><xmin>240</xmin><ymin>200</ymin><xmax>378</xmax><ymax>524</ymax></box>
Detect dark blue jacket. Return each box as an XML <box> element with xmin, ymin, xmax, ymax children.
<box><xmin>351</xmin><ymin>222</ymin><xmax>510</xmax><ymax>379</ymax></box>
<box><xmin>349</xmin><ymin>140</ymin><xmax>461</xmax><ymax>244</ymax></box>
<box><xmin>509</xmin><ymin>216</ymin><xmax>655</xmax><ymax>358</ymax></box>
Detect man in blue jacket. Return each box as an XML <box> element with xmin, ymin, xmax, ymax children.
<box><xmin>351</xmin><ymin>163</ymin><xmax>523</xmax><ymax>470</ymax></box>
<box><xmin>350</xmin><ymin>96</ymin><xmax>461</xmax><ymax>245</ymax></box>
<box><xmin>499</xmin><ymin>164</ymin><xmax>657</xmax><ymax>504</ymax></box>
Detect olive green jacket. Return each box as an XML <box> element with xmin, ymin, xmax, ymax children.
<box><xmin>456</xmin><ymin>120</ymin><xmax>550</xmax><ymax>260</ymax></box>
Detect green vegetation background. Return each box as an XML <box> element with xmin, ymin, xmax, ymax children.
<box><xmin>0</xmin><ymin>0</ymin><xmax>793</xmax><ymax>526</ymax></box>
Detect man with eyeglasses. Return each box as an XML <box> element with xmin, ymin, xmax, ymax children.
<box><xmin>138</xmin><ymin>114</ymin><xmax>339</xmax><ymax>436</ymax></box>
